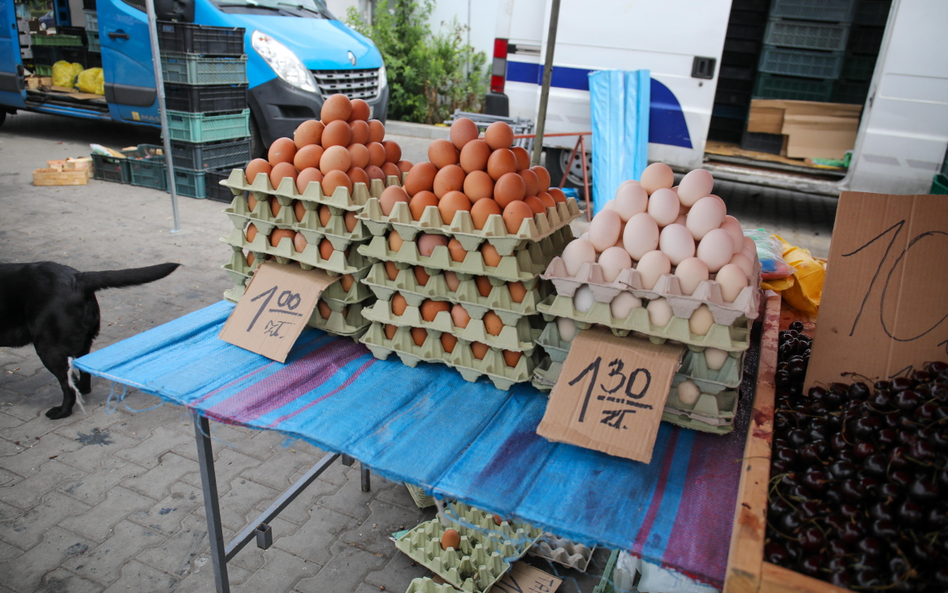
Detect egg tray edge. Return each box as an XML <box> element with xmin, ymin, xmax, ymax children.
<box><xmin>223</xmin><ymin>250</ymin><xmax>375</xmax><ymax>303</ymax></box>
<box><xmin>221</xmin><ymin>168</ymin><xmax>403</xmax><ymax>211</ymax></box>
<box><xmin>223</xmin><ymin>227</ymin><xmax>371</xmax><ymax>277</ymax></box>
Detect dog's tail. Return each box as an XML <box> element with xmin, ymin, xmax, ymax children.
<box><xmin>78</xmin><ymin>263</ymin><xmax>181</xmax><ymax>293</ymax></box>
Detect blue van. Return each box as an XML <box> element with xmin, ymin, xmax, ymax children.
<box><xmin>0</xmin><ymin>0</ymin><xmax>388</xmax><ymax>155</ymax></box>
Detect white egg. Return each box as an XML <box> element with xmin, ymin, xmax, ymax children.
<box><xmin>741</xmin><ymin>236</ymin><xmax>757</xmax><ymax>262</ymax></box>
<box><xmin>561</xmin><ymin>239</ymin><xmax>597</xmax><ymax>276</ymax></box>
<box><xmin>640</xmin><ymin>163</ymin><xmax>674</xmax><ymax>195</ymax></box>
<box><xmin>729</xmin><ymin>252</ymin><xmax>755</xmax><ymax>279</ymax></box>
<box><xmin>597</xmin><ymin>246</ymin><xmax>633</xmax><ymax>283</ymax></box>
<box><xmin>677</xmin><ymin>379</ymin><xmax>702</xmax><ymax>406</ymax></box>
<box><xmin>610</xmin><ymin>292</ymin><xmax>642</xmax><ymax>320</ymax></box>
<box><xmin>647</xmin><ymin>188</ymin><xmax>680</xmax><ymax>227</ymax></box>
<box><xmin>578</xmin><ymin>232</ymin><xmax>589</xmax><ymax>242</ymax></box>
<box><xmin>635</xmin><ymin>250</ymin><xmax>671</xmax><ymax>290</ymax></box>
<box><xmin>674</xmin><ymin>257</ymin><xmax>709</xmax><ymax>295</ymax></box>
<box><xmin>686</xmin><ymin>196</ymin><xmax>727</xmax><ymax>240</ymax></box>
<box><xmin>704</xmin><ymin>348</ymin><xmax>729</xmax><ymax>371</ymax></box>
<box><xmin>689</xmin><ymin>304</ymin><xmax>715</xmax><ymax>336</ymax></box>
<box><xmin>603</xmin><ymin>200</ymin><xmax>616</xmax><ymax>211</ymax></box>
<box><xmin>646</xmin><ymin>298</ymin><xmax>674</xmax><ymax>327</ymax></box>
<box><xmin>720</xmin><ymin>215</ymin><xmax>744</xmax><ymax>254</ymax></box>
<box><xmin>658</xmin><ymin>223</ymin><xmax>696</xmax><ymax>266</ymax></box>
<box><xmin>715</xmin><ymin>263</ymin><xmax>748</xmax><ymax>302</ymax></box>
<box><xmin>697</xmin><ymin>228</ymin><xmax>734</xmax><ymax>273</ymax></box>
<box><xmin>677</xmin><ymin>169</ymin><xmax>714</xmax><ymax>207</ymax></box>
<box><xmin>557</xmin><ymin>317</ymin><xmax>577</xmax><ymax>342</ymax></box>
<box><xmin>613</xmin><ymin>183</ymin><xmax>649</xmax><ymax>222</ymax></box>
<box><xmin>673</xmin><ymin>212</ymin><xmax>688</xmax><ymax>226</ymax></box>
<box><xmin>573</xmin><ymin>285</ymin><xmax>595</xmax><ymax>312</ymax></box>
<box><xmin>588</xmin><ymin>208</ymin><xmax>622</xmax><ymax>253</ymax></box>
<box><xmin>622</xmin><ymin>212</ymin><xmax>659</xmax><ymax>260</ymax></box>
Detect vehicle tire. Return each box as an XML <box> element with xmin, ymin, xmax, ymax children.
<box><xmin>249</xmin><ymin>113</ymin><xmax>266</xmax><ymax>159</ymax></box>
<box><xmin>0</xmin><ymin>110</ymin><xmax>6</xmax><ymax>127</ymax></box>
<box><xmin>544</xmin><ymin>147</ymin><xmax>592</xmax><ymax>198</ymax></box>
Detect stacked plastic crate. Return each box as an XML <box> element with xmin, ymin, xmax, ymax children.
<box><xmin>355</xmin><ymin>119</ymin><xmax>581</xmax><ymax>389</ymax></box>
<box><xmin>139</xmin><ymin>22</ymin><xmax>250</xmax><ymax>200</ymax></box>
<box><xmin>84</xmin><ymin>7</ymin><xmax>99</xmax><ymax>53</ymax></box>
<box><xmin>834</xmin><ymin>0</ymin><xmax>890</xmax><ymax>105</ymax></box>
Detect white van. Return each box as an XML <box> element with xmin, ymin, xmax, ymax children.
<box><xmin>484</xmin><ymin>0</ymin><xmax>948</xmax><ymax>197</ymax></box>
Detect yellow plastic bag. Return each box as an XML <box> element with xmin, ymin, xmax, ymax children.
<box><xmin>766</xmin><ymin>235</ymin><xmax>825</xmax><ymax>316</ymax></box>
<box><xmin>77</xmin><ymin>67</ymin><xmax>104</xmax><ymax>95</ymax></box>
<box><xmin>52</xmin><ymin>61</ymin><xmax>84</xmax><ymax>88</ymax></box>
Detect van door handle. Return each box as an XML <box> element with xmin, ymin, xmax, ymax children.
<box><xmin>108</xmin><ymin>31</ymin><xmax>130</xmax><ymax>40</ymax></box>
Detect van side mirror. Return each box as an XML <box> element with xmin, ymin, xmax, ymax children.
<box><xmin>155</xmin><ymin>0</ymin><xmax>195</xmax><ymax>22</ymax></box>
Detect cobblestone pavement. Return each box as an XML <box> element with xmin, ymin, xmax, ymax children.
<box><xmin>0</xmin><ymin>112</ymin><xmax>836</xmax><ymax>592</ymax></box>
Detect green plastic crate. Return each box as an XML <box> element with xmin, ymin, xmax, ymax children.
<box><xmin>841</xmin><ymin>53</ymin><xmax>876</xmax><ymax>82</ymax></box>
<box><xmin>91</xmin><ymin>153</ymin><xmax>131</xmax><ymax>184</ymax></box>
<box><xmin>833</xmin><ymin>80</ymin><xmax>869</xmax><ymax>104</ymax></box>
<box><xmin>764</xmin><ymin>18</ymin><xmax>851</xmax><ymax>52</ymax></box>
<box><xmin>166</xmin><ymin>109</ymin><xmax>250</xmax><ymax>143</ymax></box>
<box><xmin>88</xmin><ymin>33</ymin><xmax>100</xmax><ymax>53</ymax></box>
<box><xmin>160</xmin><ymin>52</ymin><xmax>247</xmax><ymax>86</ymax></box>
<box><xmin>130</xmin><ymin>158</ymin><xmax>168</xmax><ymax>191</ymax></box>
<box><xmin>753</xmin><ymin>73</ymin><xmax>835</xmax><ymax>101</ymax></box>
<box><xmin>769</xmin><ymin>0</ymin><xmax>857</xmax><ymax>22</ymax></box>
<box><xmin>34</xmin><ymin>64</ymin><xmax>53</xmax><ymax>76</ymax></box>
<box><xmin>759</xmin><ymin>46</ymin><xmax>845</xmax><ymax>79</ymax></box>
<box><xmin>31</xmin><ymin>34</ymin><xmax>83</xmax><ymax>46</ymax></box>
<box><xmin>173</xmin><ymin>168</ymin><xmax>208</xmax><ymax>198</ymax></box>
<box><xmin>932</xmin><ymin>174</ymin><xmax>948</xmax><ymax>195</ymax></box>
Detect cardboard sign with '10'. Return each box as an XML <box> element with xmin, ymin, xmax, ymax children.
<box><xmin>219</xmin><ymin>262</ymin><xmax>339</xmax><ymax>362</ymax></box>
<box><xmin>537</xmin><ymin>327</ymin><xmax>685</xmax><ymax>463</ymax></box>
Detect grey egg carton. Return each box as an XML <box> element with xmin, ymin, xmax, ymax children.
<box><xmin>359</xmin><ymin>322</ymin><xmax>538</xmax><ymax>390</ymax></box>
<box><xmin>537</xmin><ymin>295</ymin><xmax>752</xmax><ymax>353</ymax></box>
<box><xmin>221</xmin><ymin>167</ymin><xmax>403</xmax><ymax>212</ymax></box>
<box><xmin>361</xmin><ymin>262</ymin><xmax>547</xmax><ymax>324</ymax></box>
<box><xmin>361</xmin><ymin>298</ymin><xmax>539</xmax><ymax>353</ymax></box>
<box><xmin>358</xmin><ymin>196</ymin><xmax>581</xmax><ymax>256</ymax></box>
<box><xmin>404</xmin><ymin>578</ymin><xmax>463</xmax><ymax>593</ymax></box>
<box><xmin>527</xmin><ymin>534</ymin><xmax>595</xmax><ymax>572</ymax></box>
<box><xmin>663</xmin><ymin>388</ymin><xmax>738</xmax><ymax>435</ymax></box>
<box><xmin>357</xmin><ymin>228</ymin><xmax>570</xmax><ymax>283</ymax></box>
<box><xmin>534</xmin><ymin>320</ymin><xmax>574</xmax><ymax>364</ymax></box>
<box><xmin>222</xmin><ymin>226</ymin><xmax>371</xmax><ymax>277</ymax></box>
<box><xmin>531</xmin><ymin>357</ymin><xmax>559</xmax><ymax>392</ymax></box>
<box><xmin>542</xmin><ymin>257</ymin><xmax>762</xmax><ymax>326</ymax></box>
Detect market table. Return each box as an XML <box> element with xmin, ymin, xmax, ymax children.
<box><xmin>74</xmin><ymin>299</ymin><xmax>761</xmax><ymax>592</ymax></box>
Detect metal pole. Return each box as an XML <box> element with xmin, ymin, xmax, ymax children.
<box><xmin>145</xmin><ymin>0</ymin><xmax>181</xmax><ymax>233</ymax></box>
<box><xmin>193</xmin><ymin>413</ymin><xmax>230</xmax><ymax>593</ymax></box>
<box><xmin>531</xmin><ymin>0</ymin><xmax>560</xmax><ymax>167</ymax></box>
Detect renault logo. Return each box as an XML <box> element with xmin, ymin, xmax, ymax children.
<box><xmin>348</xmin><ymin>51</ymin><xmax>357</xmax><ymax>66</ymax></box>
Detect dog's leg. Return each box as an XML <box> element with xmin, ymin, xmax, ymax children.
<box><xmin>33</xmin><ymin>342</ymin><xmax>78</xmax><ymax>419</ymax></box>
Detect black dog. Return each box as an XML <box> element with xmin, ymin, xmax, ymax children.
<box><xmin>0</xmin><ymin>262</ymin><xmax>180</xmax><ymax>419</ymax></box>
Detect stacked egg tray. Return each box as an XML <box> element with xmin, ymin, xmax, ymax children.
<box><xmin>404</xmin><ymin>578</ymin><xmax>464</xmax><ymax>593</ymax></box>
<box><xmin>394</xmin><ymin>502</ymin><xmax>543</xmax><ymax>593</ymax></box>
<box><xmin>527</xmin><ymin>534</ymin><xmax>596</xmax><ymax>572</ymax></box>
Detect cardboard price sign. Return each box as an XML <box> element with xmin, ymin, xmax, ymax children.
<box><xmin>806</xmin><ymin>192</ymin><xmax>948</xmax><ymax>388</ymax></box>
<box><xmin>537</xmin><ymin>327</ymin><xmax>685</xmax><ymax>463</ymax></box>
<box><xmin>491</xmin><ymin>561</ymin><xmax>562</xmax><ymax>593</ymax></box>
<box><xmin>219</xmin><ymin>262</ymin><xmax>338</xmax><ymax>362</ymax></box>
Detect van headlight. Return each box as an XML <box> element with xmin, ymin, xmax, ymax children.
<box><xmin>252</xmin><ymin>30</ymin><xmax>317</xmax><ymax>93</ymax></box>
<box><xmin>378</xmin><ymin>64</ymin><xmax>387</xmax><ymax>91</ymax></box>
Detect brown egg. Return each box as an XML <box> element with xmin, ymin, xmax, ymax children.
<box><xmin>349</xmin><ymin>120</ymin><xmax>370</xmax><ymax>145</ymax></box>
<box><xmin>347</xmin><ymin>166</ymin><xmax>369</xmax><ymax>187</ymax></box>
<box><xmin>391</xmin><ymin>293</ymin><xmax>408</xmax><ymax>316</ymax></box>
<box><xmin>420</xmin><ymin>299</ymin><xmax>450</xmax><ymax>322</ymax></box>
<box><xmin>507</xmin><ymin>281</ymin><xmax>526</xmax><ymax>303</ymax></box>
<box><xmin>450</xmin><ymin>117</ymin><xmax>480</xmax><ymax>150</ymax></box>
<box><xmin>519</xmin><ymin>169</ymin><xmax>539</xmax><ymax>197</ymax></box>
<box><xmin>318</xmin><ymin>238</ymin><xmax>335</xmax><ymax>260</ymax></box>
<box><xmin>503</xmin><ymin>350</ymin><xmax>522</xmax><ymax>367</ymax></box>
<box><xmin>321</xmin><ymin>94</ymin><xmax>352</xmax><ymax>123</ymax></box>
<box><xmin>268</xmin><ymin>137</ymin><xmax>297</xmax><ymax>165</ymax></box>
<box><xmin>388</xmin><ymin>230</ymin><xmax>404</xmax><ymax>252</ymax></box>
<box><xmin>409</xmin><ymin>191</ymin><xmax>438</xmax><ymax>221</ymax></box>
<box><xmin>428</xmin><ymin>139</ymin><xmax>459</xmax><ymax>169</ymax></box>
<box><xmin>537</xmin><ymin>191</ymin><xmax>556</xmax><ymax>209</ymax></box>
<box><xmin>320</xmin><ymin>145</ymin><xmax>352</xmax><ymax>174</ymax></box>
<box><xmin>344</xmin><ymin>211</ymin><xmax>357</xmax><ymax>232</ymax></box>
<box><xmin>347</xmin><ymin>143</ymin><xmax>370</xmax><ymax>169</ymax></box>
<box><xmin>548</xmin><ymin>187</ymin><xmax>567</xmax><ymax>203</ymax></box>
<box><xmin>511</xmin><ymin>146</ymin><xmax>531</xmax><ymax>171</ymax></box>
<box><xmin>444</xmin><ymin>271</ymin><xmax>461</xmax><ymax>291</ymax></box>
<box><xmin>475</xmin><ymin>275</ymin><xmax>492</xmax><ymax>297</ymax></box>
<box><xmin>413</xmin><ymin>266</ymin><xmax>429</xmax><ymax>286</ymax></box>
<box><xmin>480</xmin><ymin>243</ymin><xmax>501</xmax><ymax>267</ymax></box>
<box><xmin>484</xmin><ymin>122</ymin><xmax>514</xmax><ymax>150</ymax></box>
<box><xmin>349</xmin><ymin>99</ymin><xmax>370</xmax><ymax>122</ymax></box>
<box><xmin>381</xmin><ymin>162</ymin><xmax>401</xmax><ymax>179</ymax></box>
<box><xmin>365</xmin><ymin>164</ymin><xmax>385</xmax><ymax>181</ymax></box>
<box><xmin>294</xmin><ymin>120</ymin><xmax>324</xmax><ymax>148</ymax></box>
<box><xmin>247</xmin><ymin>194</ymin><xmax>258</xmax><ymax>211</ymax></box>
<box><xmin>379</xmin><ymin>185</ymin><xmax>410</xmax><ymax>216</ymax></box>
<box><xmin>294</xmin><ymin>200</ymin><xmax>306</xmax><ymax>222</ymax></box>
<box><xmin>340</xmin><ymin>274</ymin><xmax>354</xmax><ymax>291</ymax></box>
<box><xmin>433</xmin><ymin>164</ymin><xmax>465</xmax><ymax>198</ymax></box>
<box><xmin>384</xmin><ymin>260</ymin><xmax>399</xmax><ymax>281</ymax></box>
<box><xmin>318</xmin><ymin>204</ymin><xmax>332</xmax><ymax>226</ymax></box>
<box><xmin>493</xmin><ymin>172</ymin><xmax>526</xmax><ymax>208</ymax></box>
<box><xmin>269</xmin><ymin>196</ymin><xmax>282</xmax><ymax>217</ymax></box>
<box><xmin>463</xmin><ymin>170</ymin><xmax>494</xmax><ymax>202</ymax></box>
<box><xmin>293</xmin><ymin>144</ymin><xmax>322</xmax><ymax>171</ymax></box>
<box><xmin>384</xmin><ymin>324</ymin><xmax>397</xmax><ymax>340</ymax></box>
<box><xmin>296</xmin><ymin>167</ymin><xmax>323</xmax><ymax>194</ymax></box>
<box><xmin>447</xmin><ymin>238</ymin><xmax>467</xmax><ymax>262</ymax></box>
<box><xmin>502</xmin><ymin>200</ymin><xmax>534</xmax><ymax>234</ymax></box>
<box><xmin>492</xmin><ymin>514</ymin><xmax>503</xmax><ymax>526</ymax></box>
<box><xmin>322</xmin><ymin>170</ymin><xmax>353</xmax><ymax>197</ymax></box>
<box><xmin>293</xmin><ymin>232</ymin><xmax>307</xmax><ymax>253</ymax></box>
<box><xmin>524</xmin><ymin>195</ymin><xmax>546</xmax><ymax>215</ymax></box>
<box><xmin>321</xmin><ymin>120</ymin><xmax>352</xmax><ymax>148</ymax></box>
<box><xmin>397</xmin><ymin>159</ymin><xmax>413</xmax><ymax>173</ymax></box>
<box><xmin>410</xmin><ymin>327</ymin><xmax>428</xmax><ymax>347</ymax></box>
<box><xmin>487</xmin><ymin>148</ymin><xmax>518</xmax><ymax>181</ymax></box>
<box><xmin>459</xmin><ymin>139</ymin><xmax>491</xmax><ymax>173</ymax></box>
<box><xmin>317</xmin><ymin>300</ymin><xmax>332</xmax><ymax>320</ymax></box>
<box><xmin>269</xmin><ymin>162</ymin><xmax>298</xmax><ymax>189</ymax></box>
<box><xmin>438</xmin><ymin>191</ymin><xmax>471</xmax><ymax>225</ymax></box>
<box><xmin>246</xmin><ymin>252</ymin><xmax>255</xmax><ymax>267</ymax></box>
<box><xmin>270</xmin><ymin>228</ymin><xmax>295</xmax><ymax>248</ymax></box>
<box><xmin>471</xmin><ymin>342</ymin><xmax>489</xmax><ymax>360</ymax></box>
<box><xmin>367</xmin><ymin>119</ymin><xmax>385</xmax><ymax>143</ymax></box>
<box><xmin>246</xmin><ymin>222</ymin><xmax>259</xmax><ymax>242</ymax></box>
<box><xmin>483</xmin><ymin>311</ymin><xmax>503</xmax><ymax>336</ymax></box>
<box><xmin>245</xmin><ymin>158</ymin><xmax>272</xmax><ymax>183</ymax></box>
<box><xmin>451</xmin><ymin>304</ymin><xmax>471</xmax><ymax>328</ymax></box>
<box><xmin>366</xmin><ymin>142</ymin><xmax>386</xmax><ymax>167</ymax></box>
<box><xmin>532</xmin><ymin>166</ymin><xmax>552</xmax><ymax>191</ymax></box>
<box><xmin>417</xmin><ymin>233</ymin><xmax>448</xmax><ymax>257</ymax></box>
<box><xmin>404</xmin><ymin>162</ymin><xmax>437</xmax><ymax>196</ymax></box>
<box><xmin>440</xmin><ymin>333</ymin><xmax>457</xmax><ymax>353</ymax></box>
<box><xmin>470</xmin><ymin>197</ymin><xmax>501</xmax><ymax>230</ymax></box>
<box><xmin>381</xmin><ymin>140</ymin><xmax>401</xmax><ymax>163</ymax></box>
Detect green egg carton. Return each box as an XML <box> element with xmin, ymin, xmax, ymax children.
<box><xmin>359</xmin><ymin>322</ymin><xmax>537</xmax><ymax>390</ymax></box>
<box><xmin>357</xmin><ymin>196</ymin><xmax>581</xmax><ymax>256</ymax></box>
<box><xmin>306</xmin><ymin>298</ymin><xmax>371</xmax><ymax>338</ymax></box>
<box><xmin>222</xmin><ymin>226</ymin><xmax>370</xmax><ymax>276</ymax></box>
<box><xmin>675</xmin><ymin>349</ymin><xmax>743</xmax><ymax>394</ymax></box>
<box><xmin>357</xmin><ymin>231</ymin><xmax>560</xmax><ymax>283</ymax></box>
<box><xmin>220</xmin><ymin>167</ymin><xmax>403</xmax><ymax>212</ymax></box>
<box><xmin>592</xmin><ymin>549</ymin><xmax>620</xmax><ymax>593</ymax></box>
<box><xmin>662</xmin><ymin>389</ymin><xmax>738</xmax><ymax>435</ymax></box>
<box><xmin>534</xmin><ymin>319</ymin><xmax>574</xmax><ymax>364</ymax></box>
<box><xmin>537</xmin><ymin>295</ymin><xmax>751</xmax><ymax>353</ymax></box>
<box><xmin>362</xmin><ymin>298</ymin><xmax>538</xmax><ymax>353</ymax></box>
<box><xmin>405</xmin><ymin>483</ymin><xmax>437</xmax><ymax>509</ymax></box>
<box><xmin>528</xmin><ymin>534</ymin><xmax>595</xmax><ymax>572</ymax></box>
<box><xmin>531</xmin><ymin>357</ymin><xmax>559</xmax><ymax>392</ymax></box>
<box><xmin>404</xmin><ymin>578</ymin><xmax>463</xmax><ymax>593</ymax></box>
<box><xmin>438</xmin><ymin>501</ymin><xmax>543</xmax><ymax>555</ymax></box>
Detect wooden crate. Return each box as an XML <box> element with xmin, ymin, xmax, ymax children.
<box><xmin>32</xmin><ymin>168</ymin><xmax>89</xmax><ymax>186</ymax></box>
<box><xmin>723</xmin><ymin>294</ymin><xmax>845</xmax><ymax>593</ymax></box>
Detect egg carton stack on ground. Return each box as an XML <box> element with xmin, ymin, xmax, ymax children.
<box><xmin>357</xmin><ymin>118</ymin><xmax>580</xmax><ymax>389</ymax></box>
<box><xmin>527</xmin><ymin>533</ymin><xmax>596</xmax><ymax>572</ymax></box>
<box><xmin>219</xmin><ymin>94</ymin><xmax>411</xmax><ymax>339</ymax></box>
<box><xmin>534</xmin><ymin>165</ymin><xmax>761</xmax><ymax>434</ymax></box>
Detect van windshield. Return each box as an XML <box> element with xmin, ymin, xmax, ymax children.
<box><xmin>212</xmin><ymin>0</ymin><xmax>335</xmax><ymax>19</ymax></box>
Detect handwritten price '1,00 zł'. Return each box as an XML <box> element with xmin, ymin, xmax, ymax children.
<box><xmin>246</xmin><ymin>285</ymin><xmax>303</xmax><ymax>338</ymax></box>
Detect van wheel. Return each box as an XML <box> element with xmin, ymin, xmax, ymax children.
<box><xmin>249</xmin><ymin>114</ymin><xmax>266</xmax><ymax>159</ymax></box>
<box><xmin>0</xmin><ymin>111</ymin><xmax>6</xmax><ymax>127</ymax></box>
<box><xmin>545</xmin><ymin>147</ymin><xmax>592</xmax><ymax>197</ymax></box>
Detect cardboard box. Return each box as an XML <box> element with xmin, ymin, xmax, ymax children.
<box><xmin>32</xmin><ymin>168</ymin><xmax>89</xmax><ymax>186</ymax></box>
<box><xmin>746</xmin><ymin>99</ymin><xmax>862</xmax><ymax>160</ymax></box>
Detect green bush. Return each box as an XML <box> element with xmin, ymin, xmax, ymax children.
<box><xmin>346</xmin><ymin>0</ymin><xmax>487</xmax><ymax>124</ymax></box>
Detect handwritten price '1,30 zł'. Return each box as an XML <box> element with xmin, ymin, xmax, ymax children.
<box><xmin>568</xmin><ymin>356</ymin><xmax>653</xmax><ymax>429</ymax></box>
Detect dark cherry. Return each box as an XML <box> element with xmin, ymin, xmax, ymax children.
<box><xmin>802</xmin><ymin>470</ymin><xmax>828</xmax><ymax>493</ymax></box>
<box><xmin>926</xmin><ymin>506</ymin><xmax>948</xmax><ymax>529</ymax></box>
<box><xmin>787</xmin><ymin>429</ymin><xmax>807</xmax><ymax>448</ymax></box>
<box><xmin>871</xmin><ymin>519</ymin><xmax>897</xmax><ymax>539</ymax></box>
<box><xmin>789</xmin><ymin>320</ymin><xmax>805</xmax><ymax>332</ymax></box>
<box><xmin>799</xmin><ymin>554</ymin><xmax>823</xmax><ymax>576</ymax></box>
<box><xmin>908</xmin><ymin>478</ymin><xmax>937</xmax><ymax>503</ymax></box>
<box><xmin>858</xmin><ymin>536</ymin><xmax>884</xmax><ymax>556</ymax></box>
<box><xmin>879</xmin><ymin>482</ymin><xmax>902</xmax><ymax>501</ymax></box>
<box><xmin>877</xmin><ymin>428</ymin><xmax>898</xmax><ymax>446</ymax></box>
<box><xmin>768</xmin><ymin>496</ymin><xmax>793</xmax><ymax>518</ymax></box>
<box><xmin>854</xmin><ymin>441</ymin><xmax>876</xmax><ymax>459</ymax></box>
<box><xmin>871</xmin><ymin>389</ymin><xmax>892</xmax><ymax>409</ymax></box>
<box><xmin>849</xmin><ymin>381</ymin><xmax>871</xmax><ymax>399</ymax></box>
<box><xmin>798</xmin><ymin>500</ymin><xmax>823</xmax><ymax>518</ymax></box>
<box><xmin>799</xmin><ymin>526</ymin><xmax>823</xmax><ymax>551</ymax></box>
<box><xmin>831</xmin><ymin>433</ymin><xmax>849</xmax><ymax>452</ymax></box>
<box><xmin>829</xmin><ymin>570</ymin><xmax>853</xmax><ymax>588</ymax></box>
<box><xmin>841</xmin><ymin>479</ymin><xmax>865</xmax><ymax>501</ymax></box>
<box><xmin>898</xmin><ymin>500</ymin><xmax>922</xmax><ymax>524</ymax></box>
<box><xmin>853</xmin><ymin>415</ymin><xmax>883</xmax><ymax>439</ymax></box>
<box><xmin>911</xmin><ymin>439</ymin><xmax>936</xmax><ymax>461</ymax></box>
<box><xmin>840</xmin><ymin>521</ymin><xmax>863</xmax><ymax>544</ymax></box>
<box><xmin>894</xmin><ymin>389</ymin><xmax>921</xmax><ymax>411</ymax></box>
<box><xmin>889</xmin><ymin>471</ymin><xmax>912</xmax><ymax>488</ymax></box>
<box><xmin>774</xmin><ymin>447</ymin><xmax>797</xmax><ymax>465</ymax></box>
<box><xmin>770</xmin><ymin>459</ymin><xmax>790</xmax><ymax>475</ymax></box>
<box><xmin>910</xmin><ymin>369</ymin><xmax>931</xmax><ymax>385</ymax></box>
<box><xmin>764</xmin><ymin>542</ymin><xmax>791</xmax><ymax>564</ymax></box>
<box><xmin>855</xmin><ymin>567</ymin><xmax>882</xmax><ymax>588</ymax></box>
<box><xmin>914</xmin><ymin>401</ymin><xmax>938</xmax><ymax>420</ymax></box>
<box><xmin>890</xmin><ymin>377</ymin><xmax>913</xmax><ymax>393</ymax></box>
<box><xmin>827</xmin><ymin>539</ymin><xmax>848</xmax><ymax>558</ymax></box>
<box><xmin>889</xmin><ymin>446</ymin><xmax>911</xmax><ymax>470</ymax></box>
<box><xmin>869</xmin><ymin>502</ymin><xmax>895</xmax><ymax>522</ymax></box>
<box><xmin>839</xmin><ymin>503</ymin><xmax>860</xmax><ymax>518</ymax></box>
<box><xmin>863</xmin><ymin>453</ymin><xmax>887</xmax><ymax>477</ymax></box>
<box><xmin>780</xmin><ymin>512</ymin><xmax>803</xmax><ymax>533</ymax></box>
<box><xmin>829</xmin><ymin>459</ymin><xmax>857</xmax><ymax>479</ymax></box>
<box><xmin>926</xmin><ymin>361</ymin><xmax>948</xmax><ymax>374</ymax></box>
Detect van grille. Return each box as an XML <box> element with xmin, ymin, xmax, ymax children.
<box><xmin>311</xmin><ymin>68</ymin><xmax>380</xmax><ymax>100</ymax></box>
